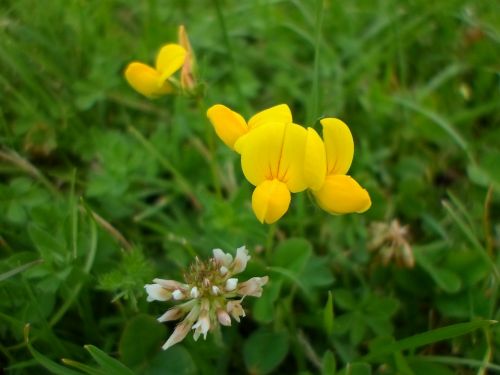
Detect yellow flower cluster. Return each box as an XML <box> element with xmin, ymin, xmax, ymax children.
<box><xmin>207</xmin><ymin>104</ymin><xmax>371</xmax><ymax>224</ymax></box>
<box><xmin>124</xmin><ymin>25</ymin><xmax>195</xmax><ymax>98</ymax></box>
<box><xmin>123</xmin><ymin>27</ymin><xmax>371</xmax><ymax>225</ymax></box>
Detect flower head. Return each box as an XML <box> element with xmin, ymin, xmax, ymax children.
<box><xmin>125</xmin><ymin>44</ymin><xmax>186</xmax><ymax>98</ymax></box>
<box><xmin>369</xmin><ymin>219</ymin><xmax>414</xmax><ymax>268</ymax></box>
<box><xmin>206</xmin><ymin>103</ymin><xmax>371</xmax><ymax>223</ymax></box>
<box><xmin>145</xmin><ymin>246</ymin><xmax>268</xmax><ymax>350</ymax></box>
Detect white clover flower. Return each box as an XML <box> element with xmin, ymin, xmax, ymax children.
<box><xmin>145</xmin><ymin>245</ymin><xmax>268</xmax><ymax>350</ymax></box>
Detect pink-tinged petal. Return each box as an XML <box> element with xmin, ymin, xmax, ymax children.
<box><xmin>232</xmin><ymin>246</ymin><xmax>250</xmax><ymax>274</ymax></box>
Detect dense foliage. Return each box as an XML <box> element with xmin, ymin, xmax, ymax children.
<box><xmin>1</xmin><ymin>0</ymin><xmax>499</xmax><ymax>374</ymax></box>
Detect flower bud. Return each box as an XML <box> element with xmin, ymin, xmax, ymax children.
<box><xmin>217</xmin><ymin>308</ymin><xmax>232</xmax><ymax>326</ymax></box>
<box><xmin>172</xmin><ymin>290</ymin><xmax>184</xmax><ymax>300</ymax></box>
<box><xmin>225</xmin><ymin>278</ymin><xmax>238</xmax><ymax>292</ymax></box>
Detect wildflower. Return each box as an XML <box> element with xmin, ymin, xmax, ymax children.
<box><xmin>310</xmin><ymin>118</ymin><xmax>371</xmax><ymax>214</ymax></box>
<box><xmin>124</xmin><ymin>44</ymin><xmax>186</xmax><ymax>98</ymax></box>
<box><xmin>368</xmin><ymin>219</ymin><xmax>414</xmax><ymax>268</ymax></box>
<box><xmin>207</xmin><ymin>103</ymin><xmax>371</xmax><ymax>223</ymax></box>
<box><xmin>145</xmin><ymin>246</ymin><xmax>268</xmax><ymax>350</ymax></box>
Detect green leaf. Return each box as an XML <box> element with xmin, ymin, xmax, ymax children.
<box><xmin>84</xmin><ymin>345</ymin><xmax>134</xmax><ymax>375</ymax></box>
<box><xmin>24</xmin><ymin>324</ymin><xmax>82</xmax><ymax>375</ymax></box>
<box><xmin>323</xmin><ymin>291</ymin><xmax>334</xmax><ymax>336</ymax></box>
<box><xmin>415</xmin><ymin>250</ymin><xmax>461</xmax><ymax>293</ymax></box>
<box><xmin>119</xmin><ymin>314</ymin><xmax>166</xmax><ymax>368</ymax></box>
<box><xmin>339</xmin><ymin>362</ymin><xmax>371</xmax><ymax>375</ymax></box>
<box><xmin>143</xmin><ymin>346</ymin><xmax>197</xmax><ymax>375</ymax></box>
<box><xmin>253</xmin><ymin>279</ymin><xmax>282</xmax><ymax>324</ymax></box>
<box><xmin>272</xmin><ymin>238</ymin><xmax>312</xmax><ymax>274</ymax></box>
<box><xmin>333</xmin><ymin>289</ymin><xmax>356</xmax><ymax>310</ymax></box>
<box><xmin>0</xmin><ymin>259</ymin><xmax>43</xmax><ymax>282</ymax></box>
<box><xmin>28</xmin><ymin>224</ymin><xmax>66</xmax><ymax>262</ymax></box>
<box><xmin>321</xmin><ymin>350</ymin><xmax>336</xmax><ymax>375</ymax></box>
<box><xmin>364</xmin><ymin>320</ymin><xmax>497</xmax><ymax>360</ymax></box>
<box><xmin>406</xmin><ymin>359</ymin><xmax>455</xmax><ymax>375</ymax></box>
<box><xmin>302</xmin><ymin>256</ymin><xmax>335</xmax><ymax>289</ymax></box>
<box><xmin>243</xmin><ymin>329</ymin><xmax>289</xmax><ymax>375</ymax></box>
<box><xmin>61</xmin><ymin>359</ymin><xmax>106</xmax><ymax>375</ymax></box>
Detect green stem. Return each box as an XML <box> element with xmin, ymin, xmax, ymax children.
<box><xmin>196</xmin><ymin>96</ymin><xmax>222</xmax><ymax>198</ymax></box>
<box><xmin>306</xmin><ymin>0</ymin><xmax>325</xmax><ymax>126</ymax></box>
<box><xmin>128</xmin><ymin>125</ymin><xmax>201</xmax><ymax>211</ymax></box>
<box><xmin>213</xmin><ymin>0</ymin><xmax>248</xmax><ymax>112</ymax></box>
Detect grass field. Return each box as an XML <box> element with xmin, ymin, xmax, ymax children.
<box><xmin>1</xmin><ymin>0</ymin><xmax>500</xmax><ymax>374</ymax></box>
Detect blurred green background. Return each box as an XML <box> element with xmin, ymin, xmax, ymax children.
<box><xmin>1</xmin><ymin>0</ymin><xmax>499</xmax><ymax>374</ymax></box>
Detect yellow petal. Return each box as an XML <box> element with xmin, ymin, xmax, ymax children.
<box><xmin>303</xmin><ymin>127</ymin><xmax>326</xmax><ymax>191</ymax></box>
<box><xmin>313</xmin><ymin>174</ymin><xmax>371</xmax><ymax>214</ymax></box>
<box><xmin>124</xmin><ymin>62</ymin><xmax>173</xmax><ymax>98</ymax></box>
<box><xmin>277</xmin><ymin>123</ymin><xmax>309</xmax><ymax>192</ymax></box>
<box><xmin>207</xmin><ymin>104</ymin><xmax>248</xmax><ymax>150</ymax></box>
<box><xmin>252</xmin><ymin>179</ymin><xmax>291</xmax><ymax>224</ymax></box>
<box><xmin>236</xmin><ymin>122</ymin><xmax>286</xmax><ymax>186</ymax></box>
<box><xmin>155</xmin><ymin>44</ymin><xmax>187</xmax><ymax>83</ymax></box>
<box><xmin>320</xmin><ymin>118</ymin><xmax>354</xmax><ymax>175</ymax></box>
<box><xmin>247</xmin><ymin>104</ymin><xmax>292</xmax><ymax>130</ymax></box>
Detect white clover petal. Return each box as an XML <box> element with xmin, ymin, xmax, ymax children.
<box><xmin>226</xmin><ymin>300</ymin><xmax>246</xmax><ymax>322</ymax></box>
<box><xmin>225</xmin><ymin>278</ymin><xmax>238</xmax><ymax>292</ymax></box>
<box><xmin>190</xmin><ymin>286</ymin><xmax>199</xmax><ymax>298</ymax></box>
<box><xmin>211</xmin><ymin>285</ymin><xmax>220</xmax><ymax>295</ymax></box>
<box><xmin>220</xmin><ymin>266</ymin><xmax>228</xmax><ymax>276</ymax></box>
<box><xmin>192</xmin><ymin>315</ymin><xmax>210</xmax><ymax>341</ymax></box>
<box><xmin>172</xmin><ymin>290</ymin><xmax>184</xmax><ymax>300</ymax></box>
<box><xmin>153</xmin><ymin>278</ymin><xmax>186</xmax><ymax>291</ymax></box>
<box><xmin>212</xmin><ymin>248</ymin><xmax>233</xmax><ymax>267</ymax></box>
<box><xmin>232</xmin><ymin>246</ymin><xmax>250</xmax><ymax>274</ymax></box>
<box><xmin>237</xmin><ymin>276</ymin><xmax>269</xmax><ymax>297</ymax></box>
<box><xmin>158</xmin><ymin>308</ymin><xmax>184</xmax><ymax>322</ymax></box>
<box><xmin>216</xmin><ymin>308</ymin><xmax>231</xmax><ymax>326</ymax></box>
<box><xmin>145</xmin><ymin>284</ymin><xmax>171</xmax><ymax>302</ymax></box>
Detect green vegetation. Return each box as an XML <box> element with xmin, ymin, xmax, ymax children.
<box><xmin>1</xmin><ymin>0</ymin><xmax>499</xmax><ymax>373</ymax></box>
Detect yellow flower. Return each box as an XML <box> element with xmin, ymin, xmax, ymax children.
<box><xmin>206</xmin><ymin>104</ymin><xmax>292</xmax><ymax>150</ymax></box>
<box><xmin>311</xmin><ymin>118</ymin><xmax>371</xmax><ymax>214</ymax></box>
<box><xmin>207</xmin><ymin>104</ymin><xmax>371</xmax><ymax>223</ymax></box>
<box><xmin>124</xmin><ymin>44</ymin><xmax>186</xmax><ymax>98</ymax></box>
<box><xmin>233</xmin><ymin>118</ymin><xmax>326</xmax><ymax>224</ymax></box>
